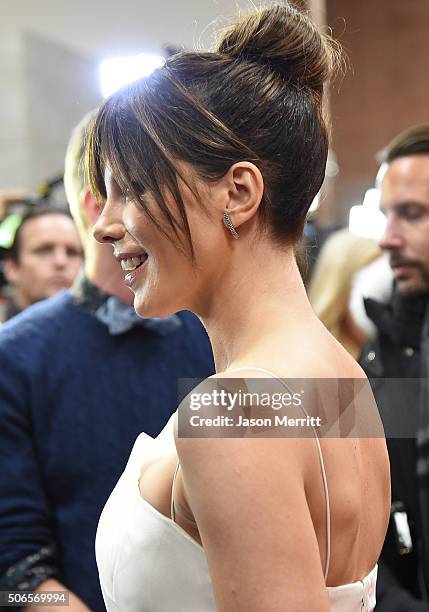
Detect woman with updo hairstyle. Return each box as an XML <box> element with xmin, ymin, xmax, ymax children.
<box><xmin>88</xmin><ymin>3</ymin><xmax>390</xmax><ymax>610</ymax></box>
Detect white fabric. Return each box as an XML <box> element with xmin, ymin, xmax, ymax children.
<box><xmin>96</xmin><ymin>423</ymin><xmax>215</xmax><ymax>612</ymax></box>
<box><xmin>349</xmin><ymin>253</ymin><xmax>393</xmax><ymax>339</ymax></box>
<box><xmin>96</xmin><ymin>408</ymin><xmax>377</xmax><ymax>611</ymax></box>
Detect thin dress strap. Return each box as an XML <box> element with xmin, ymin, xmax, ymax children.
<box><xmin>226</xmin><ymin>366</ymin><xmax>331</xmax><ymax>582</ymax></box>
<box><xmin>170</xmin><ymin>365</ymin><xmax>331</xmax><ymax>583</ymax></box>
<box><xmin>170</xmin><ymin>459</ymin><xmax>180</xmax><ymax>522</ymax></box>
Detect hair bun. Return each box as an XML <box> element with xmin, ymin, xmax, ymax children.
<box><xmin>217</xmin><ymin>3</ymin><xmax>338</xmax><ymax>93</ymax></box>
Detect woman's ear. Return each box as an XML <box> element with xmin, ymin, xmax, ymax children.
<box><xmin>224</xmin><ymin>162</ymin><xmax>264</xmax><ymax>230</ymax></box>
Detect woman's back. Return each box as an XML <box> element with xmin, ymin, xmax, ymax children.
<box><xmin>307</xmin><ymin>436</ymin><xmax>389</xmax><ymax>586</ymax></box>
<box><xmin>275</xmin><ymin>324</ymin><xmax>391</xmax><ymax>586</ymax></box>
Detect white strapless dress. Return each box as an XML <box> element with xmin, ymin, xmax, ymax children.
<box><xmin>96</xmin><ymin>414</ymin><xmax>377</xmax><ymax>611</ymax></box>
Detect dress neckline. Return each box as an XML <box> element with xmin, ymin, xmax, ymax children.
<box><xmin>133</xmin><ymin>429</ymin><xmax>377</xmax><ymax>596</ymax></box>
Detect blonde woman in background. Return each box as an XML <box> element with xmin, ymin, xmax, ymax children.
<box><xmin>309</xmin><ymin>228</ymin><xmax>382</xmax><ymax>358</ymax></box>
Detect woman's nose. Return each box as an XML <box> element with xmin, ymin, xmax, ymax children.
<box><xmin>93</xmin><ymin>203</ymin><xmax>126</xmax><ymax>245</ymax></box>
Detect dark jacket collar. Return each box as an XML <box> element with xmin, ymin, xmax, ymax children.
<box><xmin>364</xmin><ymin>291</ymin><xmax>429</xmax><ymax>349</ymax></box>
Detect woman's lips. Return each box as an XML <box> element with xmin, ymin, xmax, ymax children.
<box><xmin>124</xmin><ymin>255</ymin><xmax>148</xmax><ymax>288</ymax></box>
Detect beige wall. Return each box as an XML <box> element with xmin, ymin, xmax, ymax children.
<box><xmin>0</xmin><ymin>0</ymin><xmax>251</xmax><ymax>57</ymax></box>
<box><xmin>0</xmin><ymin>0</ymin><xmax>250</xmax><ymax>190</ymax></box>
<box><xmin>307</xmin><ymin>0</ymin><xmax>326</xmax><ymax>26</ymax></box>
<box><xmin>0</xmin><ymin>31</ymin><xmax>101</xmax><ymax>190</ymax></box>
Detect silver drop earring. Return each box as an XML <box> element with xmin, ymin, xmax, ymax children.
<box><xmin>223</xmin><ymin>211</ymin><xmax>239</xmax><ymax>239</ymax></box>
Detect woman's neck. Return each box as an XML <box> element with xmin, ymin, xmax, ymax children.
<box><xmin>198</xmin><ymin>245</ymin><xmax>315</xmax><ymax>373</ymax></box>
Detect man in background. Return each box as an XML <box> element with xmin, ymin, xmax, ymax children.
<box><xmin>0</xmin><ymin>110</ymin><xmax>214</xmax><ymax>611</ymax></box>
<box><xmin>359</xmin><ymin>124</ymin><xmax>429</xmax><ymax>610</ymax></box>
<box><xmin>2</xmin><ymin>208</ymin><xmax>83</xmax><ymax>321</ymax></box>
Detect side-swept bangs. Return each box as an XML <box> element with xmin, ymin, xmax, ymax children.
<box><xmin>85</xmin><ymin>77</ymin><xmax>197</xmax><ymax>258</ymax></box>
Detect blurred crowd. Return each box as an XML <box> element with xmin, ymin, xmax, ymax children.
<box><xmin>1</xmin><ymin>111</ymin><xmax>429</xmax><ymax>611</ymax></box>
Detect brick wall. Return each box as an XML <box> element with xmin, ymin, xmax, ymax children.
<box><xmin>323</xmin><ymin>0</ymin><xmax>429</xmax><ymax>224</ymax></box>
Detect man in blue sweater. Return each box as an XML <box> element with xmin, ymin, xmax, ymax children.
<box><xmin>0</xmin><ymin>111</ymin><xmax>214</xmax><ymax>611</ymax></box>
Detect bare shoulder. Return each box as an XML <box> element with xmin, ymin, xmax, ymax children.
<box><xmin>174</xmin><ymin>395</ymin><xmax>329</xmax><ymax>610</ymax></box>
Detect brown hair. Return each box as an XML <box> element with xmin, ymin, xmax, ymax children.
<box><xmin>86</xmin><ymin>3</ymin><xmax>340</xmax><ymax>257</ymax></box>
<box><xmin>382</xmin><ymin>123</ymin><xmax>429</xmax><ymax>164</ymax></box>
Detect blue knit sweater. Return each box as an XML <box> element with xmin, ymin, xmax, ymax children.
<box><xmin>0</xmin><ymin>289</ymin><xmax>214</xmax><ymax>610</ymax></box>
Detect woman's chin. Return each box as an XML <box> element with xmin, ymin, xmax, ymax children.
<box><xmin>133</xmin><ymin>295</ymin><xmax>179</xmax><ymax>319</ymax></box>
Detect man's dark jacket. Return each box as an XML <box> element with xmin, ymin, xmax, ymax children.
<box><xmin>359</xmin><ymin>292</ymin><xmax>429</xmax><ymax>611</ymax></box>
